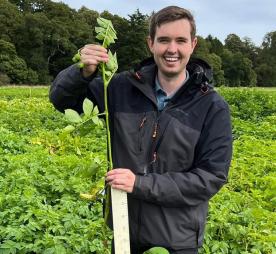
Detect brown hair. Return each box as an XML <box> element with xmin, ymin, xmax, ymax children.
<box><xmin>149</xmin><ymin>6</ymin><xmax>196</xmax><ymax>40</ymax></box>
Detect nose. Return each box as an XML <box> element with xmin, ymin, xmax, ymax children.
<box><xmin>167</xmin><ymin>41</ymin><xmax>177</xmax><ymax>54</ymax></box>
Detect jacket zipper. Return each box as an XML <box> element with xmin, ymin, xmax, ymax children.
<box><xmin>139</xmin><ymin>113</ymin><xmax>147</xmax><ymax>151</ymax></box>
<box><xmin>147</xmin><ymin>113</ymin><xmax>160</xmax><ymax>171</ymax></box>
<box><xmin>152</xmin><ymin>122</ymin><xmax>158</xmax><ymax>138</ymax></box>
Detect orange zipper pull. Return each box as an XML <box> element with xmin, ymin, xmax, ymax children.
<box><xmin>152</xmin><ymin>123</ymin><xmax>158</xmax><ymax>138</ymax></box>
<box><xmin>153</xmin><ymin>152</ymin><xmax>157</xmax><ymax>162</ymax></box>
<box><xmin>139</xmin><ymin>116</ymin><xmax>147</xmax><ymax>129</ymax></box>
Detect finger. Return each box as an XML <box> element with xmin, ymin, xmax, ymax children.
<box><xmin>81</xmin><ymin>56</ymin><xmax>109</xmax><ymax>66</ymax></box>
<box><xmin>83</xmin><ymin>44</ymin><xmax>107</xmax><ymax>53</ymax></box>
<box><xmin>106</xmin><ymin>174</ymin><xmax>128</xmax><ymax>183</ymax></box>
<box><xmin>81</xmin><ymin>46</ymin><xmax>108</xmax><ymax>58</ymax></box>
<box><xmin>81</xmin><ymin>50</ymin><xmax>109</xmax><ymax>60</ymax></box>
<box><xmin>111</xmin><ymin>184</ymin><xmax>128</xmax><ymax>192</ymax></box>
<box><xmin>107</xmin><ymin>168</ymin><xmax>131</xmax><ymax>176</ymax></box>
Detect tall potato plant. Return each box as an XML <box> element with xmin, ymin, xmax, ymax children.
<box><xmin>66</xmin><ymin>17</ymin><xmax>118</xmax><ymax>200</ymax></box>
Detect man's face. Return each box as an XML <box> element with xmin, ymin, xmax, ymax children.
<box><xmin>147</xmin><ymin>19</ymin><xmax>197</xmax><ymax>79</ymax></box>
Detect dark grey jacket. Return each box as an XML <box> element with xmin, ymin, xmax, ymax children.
<box><xmin>49</xmin><ymin>58</ymin><xmax>232</xmax><ymax>250</ymax></box>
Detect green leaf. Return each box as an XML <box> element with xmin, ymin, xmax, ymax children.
<box><xmin>95</xmin><ymin>17</ymin><xmax>117</xmax><ymax>48</ymax></box>
<box><xmin>91</xmin><ymin>115</ymin><xmax>100</xmax><ymax>125</ymax></box>
<box><xmin>144</xmin><ymin>247</ymin><xmax>169</xmax><ymax>254</ymax></box>
<box><xmin>63</xmin><ymin>125</ymin><xmax>75</xmax><ymax>133</ymax></box>
<box><xmin>64</xmin><ymin>109</ymin><xmax>82</xmax><ymax>123</ymax></box>
<box><xmin>104</xmin><ymin>71</ymin><xmax>112</xmax><ymax>79</ymax></box>
<box><xmin>72</xmin><ymin>52</ymin><xmax>81</xmax><ymax>62</ymax></box>
<box><xmin>92</xmin><ymin>105</ymin><xmax>99</xmax><ymax>115</ymax></box>
<box><xmin>96</xmin><ymin>17</ymin><xmax>110</xmax><ymax>28</ymax></box>
<box><xmin>96</xmin><ymin>33</ymin><xmax>105</xmax><ymax>41</ymax></box>
<box><xmin>95</xmin><ymin>26</ymin><xmax>106</xmax><ymax>34</ymax></box>
<box><xmin>83</xmin><ymin>98</ymin><xmax>94</xmax><ymax>117</ymax></box>
<box><xmin>211</xmin><ymin>243</ymin><xmax>220</xmax><ymax>252</ymax></box>
<box><xmin>106</xmin><ymin>51</ymin><xmax>118</xmax><ymax>72</ymax></box>
<box><xmin>78</xmin><ymin>62</ymin><xmax>85</xmax><ymax>68</ymax></box>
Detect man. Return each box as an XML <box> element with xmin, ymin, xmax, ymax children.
<box><xmin>50</xmin><ymin>6</ymin><xmax>232</xmax><ymax>254</ymax></box>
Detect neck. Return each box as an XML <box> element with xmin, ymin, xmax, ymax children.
<box><xmin>157</xmin><ymin>70</ymin><xmax>187</xmax><ymax>96</ymax></box>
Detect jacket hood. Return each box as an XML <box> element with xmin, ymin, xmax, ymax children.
<box><xmin>132</xmin><ymin>56</ymin><xmax>213</xmax><ymax>86</ymax></box>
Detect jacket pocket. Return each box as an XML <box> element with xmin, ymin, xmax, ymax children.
<box><xmin>191</xmin><ymin>202</ymin><xmax>208</xmax><ymax>247</ymax></box>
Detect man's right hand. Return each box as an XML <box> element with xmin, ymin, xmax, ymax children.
<box><xmin>79</xmin><ymin>44</ymin><xmax>109</xmax><ymax>78</ymax></box>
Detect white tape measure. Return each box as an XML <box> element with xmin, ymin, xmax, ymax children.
<box><xmin>111</xmin><ymin>188</ymin><xmax>131</xmax><ymax>254</ymax></box>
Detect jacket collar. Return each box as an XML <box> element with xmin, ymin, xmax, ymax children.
<box><xmin>132</xmin><ymin>56</ymin><xmax>213</xmax><ymax>86</ymax></box>
<box><xmin>127</xmin><ymin>57</ymin><xmax>213</xmax><ymax>106</ymax></box>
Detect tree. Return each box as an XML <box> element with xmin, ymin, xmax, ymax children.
<box><xmin>0</xmin><ymin>39</ymin><xmax>38</xmax><ymax>84</ymax></box>
<box><xmin>221</xmin><ymin>49</ymin><xmax>256</xmax><ymax>86</ymax></box>
<box><xmin>225</xmin><ymin>33</ymin><xmax>244</xmax><ymax>53</ymax></box>
<box><xmin>116</xmin><ymin>9</ymin><xmax>150</xmax><ymax>70</ymax></box>
<box><xmin>208</xmin><ymin>53</ymin><xmax>225</xmax><ymax>86</ymax></box>
<box><xmin>242</xmin><ymin>37</ymin><xmax>258</xmax><ymax>66</ymax></box>
<box><xmin>255</xmin><ymin>31</ymin><xmax>276</xmax><ymax>86</ymax></box>
<box><xmin>0</xmin><ymin>0</ymin><xmax>23</xmax><ymax>42</ymax></box>
<box><xmin>193</xmin><ymin>37</ymin><xmax>225</xmax><ymax>86</ymax></box>
<box><xmin>206</xmin><ymin>35</ymin><xmax>224</xmax><ymax>56</ymax></box>
<box><xmin>193</xmin><ymin>36</ymin><xmax>210</xmax><ymax>57</ymax></box>
<box><xmin>14</xmin><ymin>12</ymin><xmax>53</xmax><ymax>83</ymax></box>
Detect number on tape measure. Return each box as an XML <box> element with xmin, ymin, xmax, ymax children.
<box><xmin>111</xmin><ymin>188</ymin><xmax>130</xmax><ymax>254</ymax></box>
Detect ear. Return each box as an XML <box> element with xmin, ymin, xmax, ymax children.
<box><xmin>146</xmin><ymin>36</ymin><xmax>154</xmax><ymax>53</ymax></box>
<box><xmin>191</xmin><ymin>37</ymin><xmax>198</xmax><ymax>52</ymax></box>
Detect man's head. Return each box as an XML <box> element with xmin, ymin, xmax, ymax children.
<box><xmin>147</xmin><ymin>6</ymin><xmax>197</xmax><ymax>80</ymax></box>
<box><xmin>149</xmin><ymin>6</ymin><xmax>196</xmax><ymax>42</ymax></box>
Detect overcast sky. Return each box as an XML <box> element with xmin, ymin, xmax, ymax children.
<box><xmin>53</xmin><ymin>0</ymin><xmax>275</xmax><ymax>47</ymax></box>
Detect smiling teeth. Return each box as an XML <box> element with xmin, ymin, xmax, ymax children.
<box><xmin>165</xmin><ymin>57</ymin><xmax>179</xmax><ymax>62</ymax></box>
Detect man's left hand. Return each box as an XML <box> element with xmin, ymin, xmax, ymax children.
<box><xmin>106</xmin><ymin>168</ymin><xmax>136</xmax><ymax>193</ymax></box>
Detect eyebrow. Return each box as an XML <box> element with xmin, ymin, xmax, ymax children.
<box><xmin>156</xmin><ymin>36</ymin><xmax>188</xmax><ymax>41</ymax></box>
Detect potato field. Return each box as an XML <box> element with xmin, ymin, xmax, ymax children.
<box><xmin>0</xmin><ymin>86</ymin><xmax>275</xmax><ymax>254</ymax></box>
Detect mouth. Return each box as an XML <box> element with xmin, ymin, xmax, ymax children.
<box><xmin>163</xmin><ymin>56</ymin><xmax>180</xmax><ymax>63</ymax></box>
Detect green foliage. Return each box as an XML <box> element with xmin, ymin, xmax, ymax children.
<box><xmin>144</xmin><ymin>247</ymin><xmax>169</xmax><ymax>254</ymax></box>
<box><xmin>194</xmin><ymin>38</ymin><xmax>225</xmax><ymax>86</ymax></box>
<box><xmin>63</xmin><ymin>99</ymin><xmax>103</xmax><ymax>140</ymax></box>
<box><xmin>0</xmin><ymin>0</ymin><xmax>23</xmax><ymax>42</ymax></box>
<box><xmin>0</xmin><ymin>39</ymin><xmax>38</xmax><ymax>84</ymax></box>
<box><xmin>95</xmin><ymin>17</ymin><xmax>117</xmax><ymax>47</ymax></box>
<box><xmin>0</xmin><ymin>72</ymin><xmax>11</xmax><ymax>86</ymax></box>
<box><xmin>198</xmin><ymin>87</ymin><xmax>276</xmax><ymax>254</ymax></box>
<box><xmin>1</xmin><ymin>86</ymin><xmax>275</xmax><ymax>253</ymax></box>
<box><xmin>72</xmin><ymin>17</ymin><xmax>118</xmax><ymax>82</ymax></box>
<box><xmin>116</xmin><ymin>9</ymin><xmax>150</xmax><ymax>70</ymax></box>
<box><xmin>0</xmin><ymin>87</ymin><xmax>111</xmax><ymax>253</ymax></box>
<box><xmin>256</xmin><ymin>32</ymin><xmax>276</xmax><ymax>86</ymax></box>
<box><xmin>70</xmin><ymin>18</ymin><xmax>117</xmax><ymax>209</ymax></box>
<box><xmin>0</xmin><ymin>0</ymin><xmax>275</xmax><ymax>85</ymax></box>
<box><xmin>94</xmin><ymin>17</ymin><xmax>118</xmax><ymax>84</ymax></box>
<box><xmin>221</xmin><ymin>49</ymin><xmax>257</xmax><ymax>86</ymax></box>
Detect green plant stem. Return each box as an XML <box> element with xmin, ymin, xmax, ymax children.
<box><xmin>102</xmin><ymin>64</ymin><xmax>113</xmax><ymax>170</ymax></box>
<box><xmin>102</xmin><ymin>23</ymin><xmax>111</xmax><ymax>48</ymax></box>
<box><xmin>101</xmin><ymin>63</ymin><xmax>112</xmax><ymax>223</ymax></box>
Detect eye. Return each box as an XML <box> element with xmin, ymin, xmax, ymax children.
<box><xmin>157</xmin><ymin>37</ymin><xmax>170</xmax><ymax>44</ymax></box>
<box><xmin>177</xmin><ymin>38</ymin><xmax>188</xmax><ymax>44</ymax></box>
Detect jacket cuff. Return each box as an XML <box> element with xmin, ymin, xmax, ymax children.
<box><xmin>132</xmin><ymin>175</ymin><xmax>152</xmax><ymax>199</ymax></box>
<box><xmin>59</xmin><ymin>64</ymin><xmax>97</xmax><ymax>91</ymax></box>
<box><xmin>80</xmin><ymin>68</ymin><xmax>99</xmax><ymax>82</ymax></box>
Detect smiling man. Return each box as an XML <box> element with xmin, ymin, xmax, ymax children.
<box><xmin>148</xmin><ymin>17</ymin><xmax>197</xmax><ymax>95</ymax></box>
<box><xmin>50</xmin><ymin>6</ymin><xmax>232</xmax><ymax>254</ymax></box>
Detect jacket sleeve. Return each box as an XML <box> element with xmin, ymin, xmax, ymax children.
<box><xmin>132</xmin><ymin>100</ymin><xmax>232</xmax><ymax>207</ymax></box>
<box><xmin>49</xmin><ymin>64</ymin><xmax>105</xmax><ymax>113</ymax></box>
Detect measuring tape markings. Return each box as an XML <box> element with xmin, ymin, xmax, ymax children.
<box><xmin>111</xmin><ymin>188</ymin><xmax>131</xmax><ymax>254</ymax></box>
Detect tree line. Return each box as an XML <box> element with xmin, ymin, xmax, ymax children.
<box><xmin>0</xmin><ymin>0</ymin><xmax>275</xmax><ymax>86</ymax></box>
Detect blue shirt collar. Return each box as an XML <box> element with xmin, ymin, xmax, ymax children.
<box><xmin>155</xmin><ymin>70</ymin><xmax>190</xmax><ymax>98</ymax></box>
